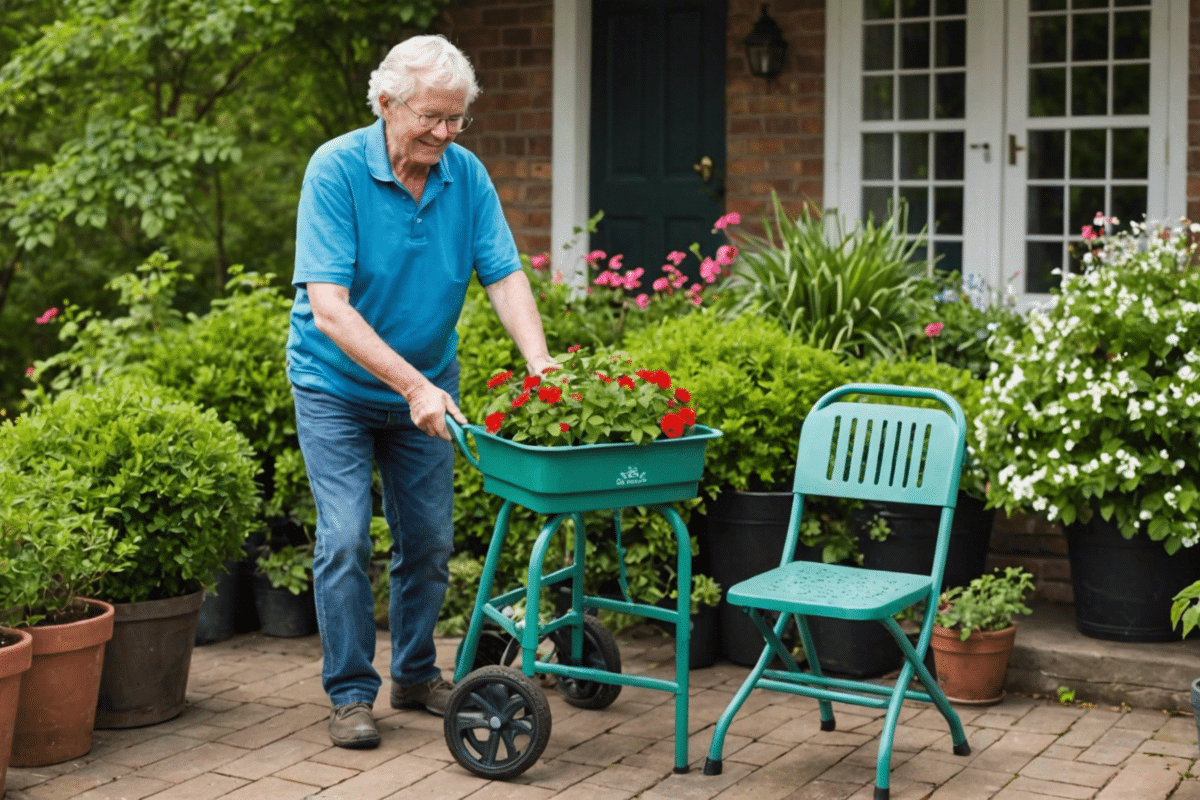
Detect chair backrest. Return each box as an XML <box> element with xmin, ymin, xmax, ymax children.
<box><xmin>792</xmin><ymin>383</ymin><xmax>966</xmax><ymax>509</ymax></box>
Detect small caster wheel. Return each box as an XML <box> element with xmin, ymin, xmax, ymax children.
<box><xmin>443</xmin><ymin>666</ymin><xmax>552</xmax><ymax>780</ymax></box>
<box><xmin>548</xmin><ymin>614</ymin><xmax>622</xmax><ymax>710</ymax></box>
<box><xmin>454</xmin><ymin>627</ymin><xmax>518</xmax><ymax>672</ymax></box>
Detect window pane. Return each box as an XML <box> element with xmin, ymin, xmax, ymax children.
<box><xmin>1070</xmin><ymin>128</ymin><xmax>1106</xmax><ymax>178</ymax></box>
<box><xmin>899</xmin><ymin>74</ymin><xmax>930</xmax><ymax>119</ymax></box>
<box><xmin>901</xmin><ymin>22</ymin><xmax>930</xmax><ymax>69</ymax></box>
<box><xmin>1028</xmin><ymin>129</ymin><xmax>1065</xmax><ymax>179</ymax></box>
<box><xmin>863</xmin><ymin>187</ymin><xmax>894</xmax><ymax>224</ymax></box>
<box><xmin>934</xmin><ymin>186</ymin><xmax>964</xmax><ymax>234</ymax></box>
<box><xmin>1070</xmin><ymin>185</ymin><xmax>1106</xmax><ymax>232</ymax></box>
<box><xmin>1027</xmin><ymin>186</ymin><xmax>1064</xmax><ymax>234</ymax></box>
<box><xmin>934</xmin><ymin>131</ymin><xmax>965</xmax><ymax>179</ymax></box>
<box><xmin>1029</xmin><ymin>67</ymin><xmax>1066</xmax><ymax>116</ymax></box>
<box><xmin>1113</xmin><ymin>63</ymin><xmax>1149</xmax><ymax>114</ymax></box>
<box><xmin>1073</xmin><ymin>0</ymin><xmax>1108</xmax><ymax>11</ymax></box>
<box><xmin>936</xmin><ymin>0</ymin><xmax>966</xmax><ymax>15</ymax></box>
<box><xmin>863</xmin><ymin>133</ymin><xmax>894</xmax><ymax>179</ymax></box>
<box><xmin>864</xmin><ymin>25</ymin><xmax>895</xmax><ymax>70</ymax></box>
<box><xmin>863</xmin><ymin>75</ymin><xmax>895</xmax><ymax>119</ymax></box>
<box><xmin>933</xmin><ymin>240</ymin><xmax>963</xmax><ymax>273</ymax></box>
<box><xmin>899</xmin><ymin>132</ymin><xmax>929</xmax><ymax>178</ymax></box>
<box><xmin>1071</xmin><ymin>65</ymin><xmax>1107</xmax><ymax>115</ymax></box>
<box><xmin>935</xmin><ymin>72</ymin><xmax>965</xmax><ymax>118</ymax></box>
<box><xmin>936</xmin><ymin>19</ymin><xmax>966</xmax><ymax>67</ymax></box>
<box><xmin>1111</xmin><ymin>185</ymin><xmax>1146</xmax><ymax>226</ymax></box>
<box><xmin>1072</xmin><ymin>13</ymin><xmax>1109</xmax><ymax>61</ymax></box>
<box><xmin>1114</xmin><ymin>11</ymin><xmax>1150</xmax><ymax>59</ymax></box>
<box><xmin>1030</xmin><ymin>15</ymin><xmax>1067</xmax><ymax>63</ymax></box>
<box><xmin>1026</xmin><ymin>241</ymin><xmax>1064</xmax><ymax>293</ymax></box>
<box><xmin>900</xmin><ymin>186</ymin><xmax>928</xmax><ymax>234</ymax></box>
<box><xmin>1031</xmin><ymin>0</ymin><xmax>1066</xmax><ymax>9</ymax></box>
<box><xmin>900</xmin><ymin>0</ymin><xmax>930</xmax><ymax>16</ymax></box>
<box><xmin>865</xmin><ymin>0</ymin><xmax>897</xmax><ymax>20</ymax></box>
<box><xmin>1111</xmin><ymin>128</ymin><xmax>1148</xmax><ymax>179</ymax></box>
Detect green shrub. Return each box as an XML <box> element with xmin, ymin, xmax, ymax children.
<box><xmin>936</xmin><ymin>567</ymin><xmax>1034</xmax><ymax>639</ymax></box>
<box><xmin>0</xmin><ymin>376</ymin><xmax>261</xmax><ymax>603</ymax></box>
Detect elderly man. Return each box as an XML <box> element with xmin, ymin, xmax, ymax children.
<box><xmin>287</xmin><ymin>34</ymin><xmax>556</xmax><ymax>749</ymax></box>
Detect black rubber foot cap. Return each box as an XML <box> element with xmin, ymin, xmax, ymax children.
<box><xmin>704</xmin><ymin>758</ymin><xmax>722</xmax><ymax>776</ymax></box>
<box><xmin>874</xmin><ymin>787</ymin><xmax>890</xmax><ymax>800</ymax></box>
<box><xmin>674</xmin><ymin>765</ymin><xmax>689</xmax><ymax>774</ymax></box>
<box><xmin>820</xmin><ymin>718</ymin><xmax>836</xmax><ymax>731</ymax></box>
<box><xmin>954</xmin><ymin>741</ymin><xmax>971</xmax><ymax>756</ymax></box>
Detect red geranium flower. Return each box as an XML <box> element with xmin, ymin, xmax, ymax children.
<box><xmin>660</xmin><ymin>412</ymin><xmax>684</xmax><ymax>439</ymax></box>
<box><xmin>512</xmin><ymin>391</ymin><xmax>531</xmax><ymax>409</ymax></box>
<box><xmin>617</xmin><ymin>375</ymin><xmax>635</xmax><ymax>390</ymax></box>
<box><xmin>487</xmin><ymin>370</ymin><xmax>514</xmax><ymax>390</ymax></box>
<box><xmin>679</xmin><ymin>407</ymin><xmax>696</xmax><ymax>426</ymax></box>
<box><xmin>523</xmin><ymin>375</ymin><xmax>541</xmax><ymax>390</ymax></box>
<box><xmin>571</xmin><ymin>393</ymin><xmax>583</xmax><ymax>401</ymax></box>
<box><xmin>485</xmin><ymin>412</ymin><xmax>506</xmax><ymax>433</ymax></box>
<box><xmin>559</xmin><ymin>423</ymin><xmax>570</xmax><ymax>433</ymax></box>
<box><xmin>538</xmin><ymin>385</ymin><xmax>563</xmax><ymax>404</ymax></box>
<box><xmin>596</xmin><ymin>372</ymin><xmax>613</xmax><ymax>383</ymax></box>
<box><xmin>674</xmin><ymin>388</ymin><xmax>691</xmax><ymax>403</ymax></box>
<box><xmin>567</xmin><ymin>344</ymin><xmax>582</xmax><ymax>352</ymax></box>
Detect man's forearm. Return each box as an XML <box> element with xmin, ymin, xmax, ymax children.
<box><xmin>485</xmin><ymin>270</ymin><xmax>555</xmax><ymax>373</ymax></box>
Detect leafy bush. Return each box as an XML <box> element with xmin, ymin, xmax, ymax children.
<box><xmin>728</xmin><ymin>192</ymin><xmax>927</xmax><ymax>358</ymax></box>
<box><xmin>0</xmin><ymin>376</ymin><xmax>261</xmax><ymax>603</ymax></box>
<box><xmin>935</xmin><ymin>566</ymin><xmax>1034</xmax><ymax>639</ymax></box>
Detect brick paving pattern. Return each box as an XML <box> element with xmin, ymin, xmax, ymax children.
<box><xmin>6</xmin><ymin>627</ymin><xmax>1198</xmax><ymax>799</ymax></box>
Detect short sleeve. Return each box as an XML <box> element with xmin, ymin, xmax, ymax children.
<box><xmin>294</xmin><ymin>158</ymin><xmax>357</xmax><ymax>288</ymax></box>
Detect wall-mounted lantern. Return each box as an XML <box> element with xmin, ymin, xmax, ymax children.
<box><xmin>744</xmin><ymin>4</ymin><xmax>787</xmax><ymax>80</ymax></box>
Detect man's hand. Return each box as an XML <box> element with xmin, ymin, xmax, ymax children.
<box><xmin>407</xmin><ymin>381</ymin><xmax>468</xmax><ymax>440</ymax></box>
<box><xmin>528</xmin><ymin>356</ymin><xmax>560</xmax><ymax>377</ymax></box>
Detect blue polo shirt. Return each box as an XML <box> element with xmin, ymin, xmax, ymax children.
<box><xmin>287</xmin><ymin>119</ymin><xmax>520</xmax><ymax>409</ymax></box>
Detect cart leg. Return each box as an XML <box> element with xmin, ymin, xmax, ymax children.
<box><xmin>656</xmin><ymin>504</ymin><xmax>692</xmax><ymax>774</ymax></box>
<box><xmin>524</xmin><ymin>513</ymin><xmax>576</xmax><ymax>677</ymax></box>
<box><xmin>455</xmin><ymin>501</ymin><xmax>516</xmax><ymax>684</ymax></box>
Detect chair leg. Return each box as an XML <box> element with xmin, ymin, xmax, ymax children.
<box><xmin>705</xmin><ymin>611</ymin><xmax>795</xmax><ymax>775</ymax></box>
<box><xmin>794</xmin><ymin>615</ymin><xmax>835</xmax><ymax>730</ymax></box>
<box><xmin>887</xmin><ymin>619</ymin><xmax>970</xmax><ymax>753</ymax></box>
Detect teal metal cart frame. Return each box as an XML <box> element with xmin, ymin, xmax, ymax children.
<box><xmin>445</xmin><ymin>417</ymin><xmax>721</xmax><ymax>780</ymax></box>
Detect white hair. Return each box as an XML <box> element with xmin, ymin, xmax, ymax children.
<box><xmin>367</xmin><ymin>35</ymin><xmax>480</xmax><ymax>118</ymax></box>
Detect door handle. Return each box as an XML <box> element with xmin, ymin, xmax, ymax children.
<box><xmin>1008</xmin><ymin>134</ymin><xmax>1025</xmax><ymax>166</ymax></box>
<box><xmin>693</xmin><ymin>156</ymin><xmax>714</xmax><ymax>183</ymax></box>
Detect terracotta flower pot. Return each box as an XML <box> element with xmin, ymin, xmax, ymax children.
<box><xmin>0</xmin><ymin>627</ymin><xmax>34</xmax><ymax>798</ymax></box>
<box><xmin>930</xmin><ymin>624</ymin><xmax>1017</xmax><ymax>705</ymax></box>
<box><xmin>10</xmin><ymin>599</ymin><xmax>115</xmax><ymax>767</ymax></box>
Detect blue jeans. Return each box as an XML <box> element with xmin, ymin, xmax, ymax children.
<box><xmin>292</xmin><ymin>364</ymin><xmax>457</xmax><ymax>706</ymax></box>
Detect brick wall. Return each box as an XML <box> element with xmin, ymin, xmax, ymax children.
<box><xmin>987</xmin><ymin>513</ymin><xmax>1074</xmax><ymax>604</ymax></box>
<box><xmin>725</xmin><ymin>0</ymin><xmax>826</xmax><ymax>227</ymax></box>
<box><xmin>437</xmin><ymin>0</ymin><xmax>554</xmax><ymax>256</ymax></box>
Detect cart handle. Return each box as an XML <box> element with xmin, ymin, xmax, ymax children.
<box><xmin>445</xmin><ymin>413</ymin><xmax>481</xmax><ymax>469</ymax></box>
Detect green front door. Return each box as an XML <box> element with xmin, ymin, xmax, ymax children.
<box><xmin>590</xmin><ymin>0</ymin><xmax>727</xmax><ymax>282</ymax></box>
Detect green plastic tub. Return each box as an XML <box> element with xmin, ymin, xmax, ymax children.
<box><xmin>449</xmin><ymin>420</ymin><xmax>721</xmax><ymax>514</ymax></box>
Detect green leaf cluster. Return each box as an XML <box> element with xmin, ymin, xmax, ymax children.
<box><xmin>0</xmin><ymin>376</ymin><xmax>261</xmax><ymax>607</ymax></box>
<box><xmin>1171</xmin><ymin>580</ymin><xmax>1200</xmax><ymax>639</ymax></box>
<box><xmin>935</xmin><ymin>566</ymin><xmax>1034</xmax><ymax>640</ymax></box>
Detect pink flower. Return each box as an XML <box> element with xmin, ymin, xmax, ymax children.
<box><xmin>593</xmin><ymin>271</ymin><xmax>612</xmax><ymax>286</ymax></box>
<box><xmin>652</xmin><ymin>276</ymin><xmax>670</xmax><ymax>293</ymax></box>
<box><xmin>585</xmin><ymin>250</ymin><xmax>606</xmax><ymax>265</ymax></box>
<box><xmin>1081</xmin><ymin>225</ymin><xmax>1098</xmax><ymax>242</ymax></box>
<box><xmin>672</xmin><ymin>273</ymin><xmax>688</xmax><ymax>289</ymax></box>
<box><xmin>699</xmin><ymin>258</ymin><xmax>721</xmax><ymax>283</ymax></box>
<box><xmin>552</xmin><ymin>270</ymin><xmax>564</xmax><ymax>285</ymax></box>
<box><xmin>608</xmin><ymin>254</ymin><xmax>624</xmax><ymax>270</ymax></box>
<box><xmin>713</xmin><ymin>212</ymin><xmax>741</xmax><ymax>230</ymax></box>
<box><xmin>529</xmin><ymin>253</ymin><xmax>549</xmax><ymax>270</ymax></box>
<box><xmin>666</xmin><ymin>251</ymin><xmax>687</xmax><ymax>266</ymax></box>
<box><xmin>35</xmin><ymin>307</ymin><xmax>58</xmax><ymax>325</ymax></box>
<box><xmin>622</xmin><ymin>267</ymin><xmax>644</xmax><ymax>289</ymax></box>
<box><xmin>715</xmin><ymin>245</ymin><xmax>738</xmax><ymax>266</ymax></box>
<box><xmin>924</xmin><ymin>322</ymin><xmax>944</xmax><ymax>338</ymax></box>
<box><xmin>25</xmin><ymin>366</ymin><xmax>34</xmax><ymax>376</ymax></box>
<box><xmin>635</xmin><ymin>293</ymin><xmax>650</xmax><ymax>308</ymax></box>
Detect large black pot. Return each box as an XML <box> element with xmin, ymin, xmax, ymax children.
<box><xmin>854</xmin><ymin>492</ymin><xmax>995</xmax><ymax>590</ymax></box>
<box><xmin>96</xmin><ymin>590</ymin><xmax>203</xmax><ymax>728</ymax></box>
<box><xmin>252</xmin><ymin>574</ymin><xmax>318</xmax><ymax>638</ymax></box>
<box><xmin>1066</xmin><ymin>514</ymin><xmax>1200</xmax><ymax>642</ymax></box>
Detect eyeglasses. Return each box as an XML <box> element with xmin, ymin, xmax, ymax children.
<box><xmin>396</xmin><ymin>96</ymin><xmax>472</xmax><ymax>133</ymax></box>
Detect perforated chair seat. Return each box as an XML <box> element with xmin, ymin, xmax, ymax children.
<box><xmin>727</xmin><ymin>562</ymin><xmax>932</xmax><ymax>622</ymax></box>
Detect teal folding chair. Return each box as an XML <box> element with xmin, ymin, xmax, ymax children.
<box><xmin>704</xmin><ymin>383</ymin><xmax>971</xmax><ymax>800</ymax></box>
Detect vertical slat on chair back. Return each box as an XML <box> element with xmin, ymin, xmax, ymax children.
<box><xmin>793</xmin><ymin>398</ymin><xmax>964</xmax><ymax>508</ymax></box>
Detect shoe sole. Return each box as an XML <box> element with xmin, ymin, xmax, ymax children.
<box><xmin>391</xmin><ymin>699</ymin><xmax>446</xmax><ymax>716</ymax></box>
<box><xmin>330</xmin><ymin>732</ymin><xmax>381</xmax><ymax>749</ymax></box>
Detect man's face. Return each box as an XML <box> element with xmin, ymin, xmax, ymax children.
<box><xmin>380</xmin><ymin>84</ymin><xmax>469</xmax><ymax>170</ymax></box>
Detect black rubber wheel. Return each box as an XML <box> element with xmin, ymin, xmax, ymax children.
<box><xmin>549</xmin><ymin>614</ymin><xmax>622</xmax><ymax>709</ymax></box>
<box><xmin>455</xmin><ymin>628</ymin><xmax>518</xmax><ymax>672</ymax></box>
<box><xmin>443</xmin><ymin>666</ymin><xmax>552</xmax><ymax>780</ymax></box>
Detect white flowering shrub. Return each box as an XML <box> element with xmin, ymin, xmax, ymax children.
<box><xmin>978</xmin><ymin>219</ymin><xmax>1200</xmax><ymax>554</ymax></box>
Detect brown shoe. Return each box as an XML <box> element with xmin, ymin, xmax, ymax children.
<box><xmin>329</xmin><ymin>701</ymin><xmax>380</xmax><ymax>749</ymax></box>
<box><xmin>391</xmin><ymin>675</ymin><xmax>453</xmax><ymax>715</ymax></box>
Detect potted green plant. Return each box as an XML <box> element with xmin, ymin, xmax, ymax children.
<box><xmin>0</xmin><ymin>469</ymin><xmax>130</xmax><ymax>767</ymax></box>
<box><xmin>978</xmin><ymin>218</ymin><xmax>1200</xmax><ymax>642</ymax></box>
<box><xmin>932</xmin><ymin>566</ymin><xmax>1035</xmax><ymax>704</ymax></box>
<box><xmin>5</xmin><ymin>376</ymin><xmax>260</xmax><ymax>729</ymax></box>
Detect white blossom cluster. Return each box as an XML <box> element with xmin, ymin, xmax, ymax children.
<box><xmin>978</xmin><ymin>219</ymin><xmax>1200</xmax><ymax>552</ymax></box>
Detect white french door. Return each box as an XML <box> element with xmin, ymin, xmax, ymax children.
<box><xmin>826</xmin><ymin>0</ymin><xmax>1186</xmax><ymax>307</ymax></box>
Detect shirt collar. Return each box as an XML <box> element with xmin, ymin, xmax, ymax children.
<box><xmin>366</xmin><ymin>118</ymin><xmax>454</xmax><ymax>189</ymax></box>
